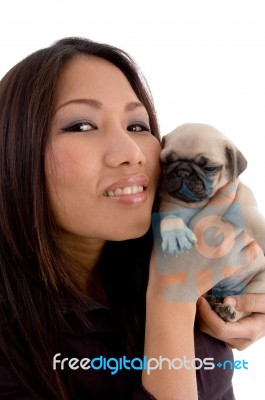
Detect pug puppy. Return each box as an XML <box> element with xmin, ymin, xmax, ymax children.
<box><xmin>159</xmin><ymin>123</ymin><xmax>265</xmax><ymax>321</ymax></box>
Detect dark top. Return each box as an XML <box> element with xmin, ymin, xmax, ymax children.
<box><xmin>0</xmin><ymin>300</ymin><xmax>235</xmax><ymax>400</ymax></box>
<box><xmin>0</xmin><ymin>234</ymin><xmax>235</xmax><ymax>399</ymax></box>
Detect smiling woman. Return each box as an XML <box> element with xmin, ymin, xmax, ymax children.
<box><xmin>0</xmin><ymin>37</ymin><xmax>259</xmax><ymax>400</ymax></box>
<box><xmin>0</xmin><ymin>37</ymin><xmax>162</xmax><ymax>399</ymax></box>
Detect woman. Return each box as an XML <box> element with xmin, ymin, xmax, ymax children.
<box><xmin>0</xmin><ymin>37</ymin><xmax>264</xmax><ymax>400</ymax></box>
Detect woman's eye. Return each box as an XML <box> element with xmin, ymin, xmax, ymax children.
<box><xmin>127</xmin><ymin>123</ymin><xmax>151</xmax><ymax>133</ymax></box>
<box><xmin>62</xmin><ymin>121</ymin><xmax>96</xmax><ymax>133</ymax></box>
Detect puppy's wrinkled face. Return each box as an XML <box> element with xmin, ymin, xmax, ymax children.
<box><xmin>161</xmin><ymin>152</ymin><xmax>223</xmax><ymax>202</ymax></box>
<box><xmin>160</xmin><ymin>123</ymin><xmax>247</xmax><ymax>203</ymax></box>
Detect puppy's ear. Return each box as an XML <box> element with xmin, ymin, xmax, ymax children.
<box><xmin>161</xmin><ymin>136</ymin><xmax>167</xmax><ymax>149</ymax></box>
<box><xmin>225</xmin><ymin>141</ymin><xmax>248</xmax><ymax>180</ymax></box>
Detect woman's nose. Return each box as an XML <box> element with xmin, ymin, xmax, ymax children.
<box><xmin>104</xmin><ymin>129</ymin><xmax>146</xmax><ymax>167</ymax></box>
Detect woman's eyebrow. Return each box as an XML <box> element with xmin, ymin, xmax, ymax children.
<box><xmin>55</xmin><ymin>98</ymin><xmax>103</xmax><ymax>113</ymax></box>
<box><xmin>54</xmin><ymin>99</ymin><xmax>145</xmax><ymax>113</ymax></box>
<box><xmin>124</xmin><ymin>101</ymin><xmax>145</xmax><ymax>112</ymax></box>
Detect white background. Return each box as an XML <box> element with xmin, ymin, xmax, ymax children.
<box><xmin>1</xmin><ymin>1</ymin><xmax>265</xmax><ymax>398</ymax></box>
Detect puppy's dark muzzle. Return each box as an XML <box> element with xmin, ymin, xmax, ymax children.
<box><xmin>176</xmin><ymin>169</ymin><xmax>191</xmax><ymax>179</ymax></box>
<box><xmin>161</xmin><ymin>165</ymin><xmax>211</xmax><ymax>202</ymax></box>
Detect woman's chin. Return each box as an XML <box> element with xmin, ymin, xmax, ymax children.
<box><xmin>112</xmin><ymin>221</ymin><xmax>151</xmax><ymax>241</ymax></box>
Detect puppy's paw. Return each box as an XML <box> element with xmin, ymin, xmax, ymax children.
<box><xmin>214</xmin><ymin>303</ymin><xmax>237</xmax><ymax>322</ymax></box>
<box><xmin>206</xmin><ymin>295</ymin><xmax>246</xmax><ymax>322</ymax></box>
<box><xmin>161</xmin><ymin>225</ymin><xmax>197</xmax><ymax>255</ymax></box>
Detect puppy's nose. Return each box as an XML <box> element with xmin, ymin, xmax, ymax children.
<box><xmin>176</xmin><ymin>169</ymin><xmax>190</xmax><ymax>179</ymax></box>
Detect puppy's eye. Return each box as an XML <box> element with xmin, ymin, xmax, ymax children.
<box><xmin>203</xmin><ymin>166</ymin><xmax>222</xmax><ymax>172</ymax></box>
<box><xmin>161</xmin><ymin>154</ymin><xmax>176</xmax><ymax>165</ymax></box>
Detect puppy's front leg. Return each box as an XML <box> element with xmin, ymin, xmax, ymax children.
<box><xmin>160</xmin><ymin>216</ymin><xmax>197</xmax><ymax>255</ymax></box>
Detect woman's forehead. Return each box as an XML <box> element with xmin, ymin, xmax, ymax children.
<box><xmin>54</xmin><ymin>55</ymin><xmax>140</xmax><ymax>108</ymax></box>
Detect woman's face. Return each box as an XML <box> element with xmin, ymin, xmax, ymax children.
<box><xmin>45</xmin><ymin>56</ymin><xmax>161</xmax><ymax>241</ymax></box>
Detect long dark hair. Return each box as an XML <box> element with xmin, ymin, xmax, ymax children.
<box><xmin>0</xmin><ymin>37</ymin><xmax>160</xmax><ymax>399</ymax></box>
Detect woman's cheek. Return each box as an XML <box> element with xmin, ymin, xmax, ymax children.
<box><xmin>148</xmin><ymin>137</ymin><xmax>161</xmax><ymax>184</ymax></box>
<box><xmin>45</xmin><ymin>140</ymin><xmax>86</xmax><ymax>184</ymax></box>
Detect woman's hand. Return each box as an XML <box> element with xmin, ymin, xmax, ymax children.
<box><xmin>197</xmin><ymin>294</ymin><xmax>265</xmax><ymax>350</ymax></box>
<box><xmin>192</xmin><ymin>180</ymin><xmax>265</xmax><ymax>350</ymax></box>
<box><xmin>151</xmin><ymin>180</ymin><xmax>260</xmax><ymax>302</ymax></box>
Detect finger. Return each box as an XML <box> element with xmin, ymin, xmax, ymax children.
<box><xmin>198</xmin><ymin>297</ymin><xmax>265</xmax><ymax>342</ymax></box>
<box><xmin>198</xmin><ymin>297</ymin><xmax>254</xmax><ymax>340</ymax></box>
<box><xmin>224</xmin><ymin>293</ymin><xmax>265</xmax><ymax>313</ymax></box>
<box><xmin>224</xmin><ymin>313</ymin><xmax>265</xmax><ymax>350</ymax></box>
<box><xmin>224</xmin><ymin>338</ymin><xmax>253</xmax><ymax>351</ymax></box>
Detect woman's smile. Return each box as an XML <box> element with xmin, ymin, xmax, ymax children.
<box><xmin>104</xmin><ymin>173</ymin><xmax>149</xmax><ymax>204</ymax></box>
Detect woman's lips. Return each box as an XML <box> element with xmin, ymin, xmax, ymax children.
<box><xmin>104</xmin><ymin>175</ymin><xmax>149</xmax><ymax>204</ymax></box>
<box><xmin>106</xmin><ymin>185</ymin><xmax>144</xmax><ymax>196</ymax></box>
